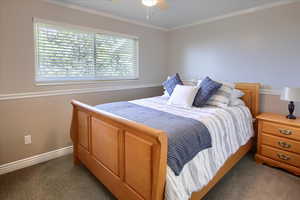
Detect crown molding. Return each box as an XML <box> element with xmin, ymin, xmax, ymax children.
<box><xmin>169</xmin><ymin>0</ymin><xmax>299</xmax><ymax>31</ymax></box>
<box><xmin>43</xmin><ymin>0</ymin><xmax>168</xmax><ymax>31</ymax></box>
<box><xmin>0</xmin><ymin>146</ymin><xmax>73</xmax><ymax>175</ymax></box>
<box><xmin>43</xmin><ymin>0</ymin><xmax>298</xmax><ymax>32</ymax></box>
<box><xmin>0</xmin><ymin>83</ymin><xmax>161</xmax><ymax>101</ymax></box>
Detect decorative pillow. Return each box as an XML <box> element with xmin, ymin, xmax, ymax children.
<box><xmin>196</xmin><ymin>79</ymin><xmax>202</xmax><ymax>87</ymax></box>
<box><xmin>162</xmin><ymin>90</ymin><xmax>170</xmax><ymax>97</ymax></box>
<box><xmin>162</xmin><ymin>76</ymin><xmax>171</xmax><ymax>96</ymax></box>
<box><xmin>197</xmin><ymin>79</ymin><xmax>238</xmax><ymax>108</ymax></box>
<box><xmin>197</xmin><ymin>80</ymin><xmax>235</xmax><ymax>88</ymax></box>
<box><xmin>163</xmin><ymin>77</ymin><xmax>197</xmax><ymax>97</ymax></box>
<box><xmin>229</xmin><ymin>89</ymin><xmax>245</xmax><ymax>106</ymax></box>
<box><xmin>193</xmin><ymin>77</ymin><xmax>222</xmax><ymax>107</ymax></box>
<box><xmin>167</xmin><ymin>85</ymin><xmax>198</xmax><ymax>108</ymax></box>
<box><xmin>206</xmin><ymin>83</ymin><xmax>235</xmax><ymax>108</ymax></box>
<box><xmin>230</xmin><ymin>98</ymin><xmax>245</xmax><ymax>106</ymax></box>
<box><xmin>162</xmin><ymin>73</ymin><xmax>183</xmax><ymax>96</ymax></box>
<box><xmin>231</xmin><ymin>89</ymin><xmax>244</xmax><ymax>99</ymax></box>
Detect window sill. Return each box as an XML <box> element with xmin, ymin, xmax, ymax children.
<box><xmin>35</xmin><ymin>78</ymin><xmax>139</xmax><ymax>86</ymax></box>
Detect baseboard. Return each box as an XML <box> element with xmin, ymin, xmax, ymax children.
<box><xmin>0</xmin><ymin>146</ymin><xmax>73</xmax><ymax>175</ymax></box>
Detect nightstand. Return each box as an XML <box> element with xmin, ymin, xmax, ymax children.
<box><xmin>255</xmin><ymin>113</ymin><xmax>300</xmax><ymax>175</ymax></box>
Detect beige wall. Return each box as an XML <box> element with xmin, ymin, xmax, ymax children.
<box><xmin>260</xmin><ymin>94</ymin><xmax>299</xmax><ymax>116</ymax></box>
<box><xmin>167</xmin><ymin>2</ymin><xmax>300</xmax><ymax>116</ymax></box>
<box><xmin>0</xmin><ymin>87</ymin><xmax>162</xmax><ymax>165</ymax></box>
<box><xmin>1</xmin><ymin>0</ymin><xmax>300</xmax><ymax>165</ymax></box>
<box><xmin>0</xmin><ymin>0</ymin><xmax>166</xmax><ymax>165</ymax></box>
<box><xmin>167</xmin><ymin>2</ymin><xmax>300</xmax><ymax>89</ymax></box>
<box><xmin>0</xmin><ymin>0</ymin><xmax>167</xmax><ymax>94</ymax></box>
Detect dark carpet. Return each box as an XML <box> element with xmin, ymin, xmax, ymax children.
<box><xmin>0</xmin><ymin>153</ymin><xmax>299</xmax><ymax>200</ymax></box>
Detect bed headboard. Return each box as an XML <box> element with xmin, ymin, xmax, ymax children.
<box><xmin>235</xmin><ymin>83</ymin><xmax>260</xmax><ymax>117</ymax></box>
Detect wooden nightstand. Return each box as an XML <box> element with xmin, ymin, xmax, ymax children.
<box><xmin>255</xmin><ymin>113</ymin><xmax>300</xmax><ymax>175</ymax></box>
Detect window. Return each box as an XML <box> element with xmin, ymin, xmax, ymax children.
<box><xmin>34</xmin><ymin>19</ymin><xmax>139</xmax><ymax>83</ymax></box>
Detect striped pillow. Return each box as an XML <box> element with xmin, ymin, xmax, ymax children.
<box><xmin>197</xmin><ymin>80</ymin><xmax>235</xmax><ymax>108</ymax></box>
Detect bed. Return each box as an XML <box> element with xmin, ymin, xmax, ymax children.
<box><xmin>70</xmin><ymin>83</ymin><xmax>260</xmax><ymax>200</ymax></box>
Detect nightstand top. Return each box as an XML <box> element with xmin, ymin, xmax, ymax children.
<box><xmin>257</xmin><ymin>113</ymin><xmax>300</xmax><ymax>127</ymax></box>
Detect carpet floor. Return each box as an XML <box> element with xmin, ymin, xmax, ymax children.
<box><xmin>0</xmin><ymin>153</ymin><xmax>299</xmax><ymax>200</ymax></box>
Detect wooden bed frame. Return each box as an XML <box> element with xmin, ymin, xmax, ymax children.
<box><xmin>70</xmin><ymin>83</ymin><xmax>260</xmax><ymax>200</ymax></box>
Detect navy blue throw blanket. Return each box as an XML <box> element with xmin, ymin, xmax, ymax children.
<box><xmin>95</xmin><ymin>102</ymin><xmax>211</xmax><ymax>175</ymax></box>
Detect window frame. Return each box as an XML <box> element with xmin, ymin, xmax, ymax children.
<box><xmin>33</xmin><ymin>18</ymin><xmax>139</xmax><ymax>85</ymax></box>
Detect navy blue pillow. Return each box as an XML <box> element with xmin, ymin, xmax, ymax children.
<box><xmin>162</xmin><ymin>73</ymin><xmax>183</xmax><ymax>95</ymax></box>
<box><xmin>193</xmin><ymin>77</ymin><xmax>222</xmax><ymax>107</ymax></box>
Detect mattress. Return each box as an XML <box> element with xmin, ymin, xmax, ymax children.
<box><xmin>131</xmin><ymin>96</ymin><xmax>254</xmax><ymax>200</ymax></box>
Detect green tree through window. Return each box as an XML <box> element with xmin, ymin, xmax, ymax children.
<box><xmin>35</xmin><ymin>21</ymin><xmax>138</xmax><ymax>82</ymax></box>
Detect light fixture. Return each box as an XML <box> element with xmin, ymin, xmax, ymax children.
<box><xmin>142</xmin><ymin>0</ymin><xmax>157</xmax><ymax>7</ymax></box>
<box><xmin>280</xmin><ymin>87</ymin><xmax>300</xmax><ymax>119</ymax></box>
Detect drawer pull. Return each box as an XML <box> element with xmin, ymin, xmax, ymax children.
<box><xmin>278</xmin><ymin>129</ymin><xmax>293</xmax><ymax>135</ymax></box>
<box><xmin>277</xmin><ymin>153</ymin><xmax>290</xmax><ymax>161</ymax></box>
<box><xmin>278</xmin><ymin>141</ymin><xmax>292</xmax><ymax>149</ymax></box>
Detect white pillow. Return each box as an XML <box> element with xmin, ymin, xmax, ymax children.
<box><xmin>163</xmin><ymin>77</ymin><xmax>196</xmax><ymax>97</ymax></box>
<box><xmin>230</xmin><ymin>98</ymin><xmax>245</xmax><ymax>106</ymax></box>
<box><xmin>182</xmin><ymin>80</ymin><xmax>196</xmax><ymax>86</ymax></box>
<box><xmin>229</xmin><ymin>89</ymin><xmax>245</xmax><ymax>106</ymax></box>
<box><xmin>231</xmin><ymin>89</ymin><xmax>244</xmax><ymax>99</ymax></box>
<box><xmin>167</xmin><ymin>85</ymin><xmax>198</xmax><ymax>108</ymax></box>
<box><xmin>207</xmin><ymin>84</ymin><xmax>234</xmax><ymax>108</ymax></box>
<box><xmin>162</xmin><ymin>90</ymin><xmax>169</xmax><ymax>97</ymax></box>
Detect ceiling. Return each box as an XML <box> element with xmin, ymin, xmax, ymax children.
<box><xmin>49</xmin><ymin>0</ymin><xmax>296</xmax><ymax>29</ymax></box>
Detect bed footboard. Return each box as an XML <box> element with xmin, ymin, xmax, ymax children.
<box><xmin>70</xmin><ymin>100</ymin><xmax>167</xmax><ymax>200</ymax></box>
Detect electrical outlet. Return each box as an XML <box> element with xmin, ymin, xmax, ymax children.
<box><xmin>24</xmin><ymin>135</ymin><xmax>32</xmax><ymax>144</ymax></box>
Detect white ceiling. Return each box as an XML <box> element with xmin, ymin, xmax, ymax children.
<box><xmin>49</xmin><ymin>0</ymin><xmax>296</xmax><ymax>29</ymax></box>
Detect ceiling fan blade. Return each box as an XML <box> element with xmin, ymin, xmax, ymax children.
<box><xmin>157</xmin><ymin>0</ymin><xmax>169</xmax><ymax>10</ymax></box>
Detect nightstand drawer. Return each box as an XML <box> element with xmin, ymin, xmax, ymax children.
<box><xmin>262</xmin><ymin>121</ymin><xmax>300</xmax><ymax>141</ymax></box>
<box><xmin>261</xmin><ymin>134</ymin><xmax>300</xmax><ymax>154</ymax></box>
<box><xmin>261</xmin><ymin>145</ymin><xmax>300</xmax><ymax>168</ymax></box>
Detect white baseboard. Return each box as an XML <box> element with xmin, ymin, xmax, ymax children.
<box><xmin>0</xmin><ymin>146</ymin><xmax>73</xmax><ymax>175</ymax></box>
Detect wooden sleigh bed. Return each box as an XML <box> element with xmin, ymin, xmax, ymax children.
<box><xmin>70</xmin><ymin>83</ymin><xmax>260</xmax><ymax>200</ymax></box>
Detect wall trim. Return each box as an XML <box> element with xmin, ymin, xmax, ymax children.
<box><xmin>43</xmin><ymin>0</ymin><xmax>168</xmax><ymax>31</ymax></box>
<box><xmin>0</xmin><ymin>82</ymin><xmax>281</xmax><ymax>102</ymax></box>
<box><xmin>0</xmin><ymin>83</ymin><xmax>161</xmax><ymax>101</ymax></box>
<box><xmin>0</xmin><ymin>146</ymin><xmax>73</xmax><ymax>175</ymax></box>
<box><xmin>170</xmin><ymin>0</ymin><xmax>298</xmax><ymax>31</ymax></box>
<box><xmin>43</xmin><ymin>0</ymin><xmax>298</xmax><ymax>32</ymax></box>
<box><xmin>260</xmin><ymin>88</ymin><xmax>281</xmax><ymax>96</ymax></box>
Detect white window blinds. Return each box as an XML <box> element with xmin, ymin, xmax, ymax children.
<box><xmin>34</xmin><ymin>20</ymin><xmax>139</xmax><ymax>82</ymax></box>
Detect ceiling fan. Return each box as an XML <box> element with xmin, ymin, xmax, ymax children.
<box><xmin>110</xmin><ymin>0</ymin><xmax>168</xmax><ymax>19</ymax></box>
<box><xmin>141</xmin><ymin>0</ymin><xmax>168</xmax><ymax>10</ymax></box>
<box><xmin>110</xmin><ymin>0</ymin><xmax>168</xmax><ymax>9</ymax></box>
<box><xmin>141</xmin><ymin>0</ymin><xmax>168</xmax><ymax>19</ymax></box>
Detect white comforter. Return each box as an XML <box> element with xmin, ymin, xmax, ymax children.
<box><xmin>131</xmin><ymin>96</ymin><xmax>254</xmax><ymax>200</ymax></box>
